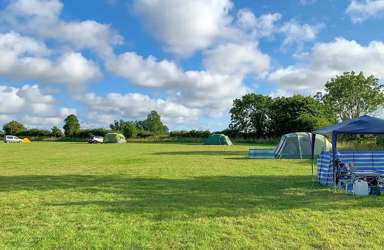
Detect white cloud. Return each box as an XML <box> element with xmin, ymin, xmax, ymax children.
<box><xmin>233</xmin><ymin>9</ymin><xmax>320</xmax><ymax>50</ymax></box>
<box><xmin>0</xmin><ymin>32</ymin><xmax>101</xmax><ymax>87</ymax></box>
<box><xmin>107</xmin><ymin>52</ymin><xmax>246</xmax><ymax>113</ymax></box>
<box><xmin>203</xmin><ymin>42</ymin><xmax>270</xmax><ymax>76</ymax></box>
<box><xmin>1</xmin><ymin>0</ymin><xmax>123</xmax><ymax>56</ymax></box>
<box><xmin>107</xmin><ymin>52</ymin><xmax>183</xmax><ymax>88</ymax></box>
<box><xmin>133</xmin><ymin>0</ymin><xmax>232</xmax><ymax>55</ymax></box>
<box><xmin>180</xmin><ymin>71</ymin><xmax>246</xmax><ymax>112</ymax></box>
<box><xmin>279</xmin><ymin>20</ymin><xmax>323</xmax><ymax>49</ymax></box>
<box><xmin>0</xmin><ymin>84</ymin><xmax>76</xmax><ymax>128</ymax></box>
<box><xmin>235</xmin><ymin>9</ymin><xmax>281</xmax><ymax>38</ymax></box>
<box><xmin>6</xmin><ymin>0</ymin><xmax>63</xmax><ymax>20</ymax></box>
<box><xmin>81</xmin><ymin>92</ymin><xmax>199</xmax><ymax>127</ymax></box>
<box><xmin>269</xmin><ymin>38</ymin><xmax>384</xmax><ymax>92</ymax></box>
<box><xmin>347</xmin><ymin>0</ymin><xmax>384</xmax><ymax>23</ymax></box>
<box><xmin>0</xmin><ymin>86</ymin><xmax>25</xmax><ymax>113</ymax></box>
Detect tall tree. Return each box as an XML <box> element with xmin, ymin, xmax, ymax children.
<box><xmin>229</xmin><ymin>94</ymin><xmax>272</xmax><ymax>136</ymax></box>
<box><xmin>142</xmin><ymin>111</ymin><xmax>168</xmax><ymax>134</ymax></box>
<box><xmin>110</xmin><ymin>120</ymin><xmax>125</xmax><ymax>131</ymax></box>
<box><xmin>63</xmin><ymin>114</ymin><xmax>80</xmax><ymax>137</ymax></box>
<box><xmin>322</xmin><ymin>71</ymin><xmax>384</xmax><ymax>121</ymax></box>
<box><xmin>269</xmin><ymin>95</ymin><xmax>331</xmax><ymax>136</ymax></box>
<box><xmin>122</xmin><ymin>122</ymin><xmax>138</xmax><ymax>138</ymax></box>
<box><xmin>110</xmin><ymin>120</ymin><xmax>137</xmax><ymax>138</ymax></box>
<box><xmin>3</xmin><ymin>121</ymin><xmax>26</xmax><ymax>135</ymax></box>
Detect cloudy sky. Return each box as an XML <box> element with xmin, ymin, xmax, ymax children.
<box><xmin>0</xmin><ymin>0</ymin><xmax>384</xmax><ymax>130</ymax></box>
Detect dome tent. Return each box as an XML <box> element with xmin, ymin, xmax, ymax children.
<box><xmin>274</xmin><ymin>132</ymin><xmax>331</xmax><ymax>159</ymax></box>
<box><xmin>205</xmin><ymin>134</ymin><xmax>233</xmax><ymax>145</ymax></box>
<box><xmin>104</xmin><ymin>133</ymin><xmax>126</xmax><ymax>144</ymax></box>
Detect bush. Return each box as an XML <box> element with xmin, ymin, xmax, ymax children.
<box><xmin>170</xmin><ymin>130</ymin><xmax>211</xmax><ymax>138</ymax></box>
<box><xmin>122</xmin><ymin>123</ymin><xmax>137</xmax><ymax>138</ymax></box>
<box><xmin>75</xmin><ymin>129</ymin><xmax>110</xmax><ymax>138</ymax></box>
<box><xmin>51</xmin><ymin>126</ymin><xmax>64</xmax><ymax>138</ymax></box>
<box><xmin>16</xmin><ymin>129</ymin><xmax>51</xmax><ymax>137</ymax></box>
<box><xmin>137</xmin><ymin>131</ymin><xmax>155</xmax><ymax>138</ymax></box>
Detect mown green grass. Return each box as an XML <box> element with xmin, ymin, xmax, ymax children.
<box><xmin>1</xmin><ymin>142</ymin><xmax>384</xmax><ymax>249</ymax></box>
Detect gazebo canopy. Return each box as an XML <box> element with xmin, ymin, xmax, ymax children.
<box><xmin>314</xmin><ymin>115</ymin><xmax>384</xmax><ymax>135</ymax></box>
<box><xmin>311</xmin><ymin>115</ymin><xmax>384</xmax><ymax>183</ymax></box>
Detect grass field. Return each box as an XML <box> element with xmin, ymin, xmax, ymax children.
<box><xmin>1</xmin><ymin>142</ymin><xmax>384</xmax><ymax>249</ymax></box>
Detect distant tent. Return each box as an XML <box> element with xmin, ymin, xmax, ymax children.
<box><xmin>274</xmin><ymin>132</ymin><xmax>331</xmax><ymax>159</ymax></box>
<box><xmin>104</xmin><ymin>133</ymin><xmax>126</xmax><ymax>144</ymax></box>
<box><xmin>205</xmin><ymin>134</ymin><xmax>233</xmax><ymax>145</ymax></box>
<box><xmin>23</xmin><ymin>138</ymin><xmax>31</xmax><ymax>144</ymax></box>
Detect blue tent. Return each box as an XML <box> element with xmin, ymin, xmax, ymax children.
<box><xmin>311</xmin><ymin>115</ymin><xmax>384</xmax><ymax>183</ymax></box>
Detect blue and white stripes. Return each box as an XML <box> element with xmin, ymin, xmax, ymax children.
<box><xmin>317</xmin><ymin>151</ymin><xmax>384</xmax><ymax>186</ymax></box>
<box><xmin>318</xmin><ymin>152</ymin><xmax>334</xmax><ymax>186</ymax></box>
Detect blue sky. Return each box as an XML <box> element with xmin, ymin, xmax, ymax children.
<box><xmin>0</xmin><ymin>0</ymin><xmax>384</xmax><ymax>131</ymax></box>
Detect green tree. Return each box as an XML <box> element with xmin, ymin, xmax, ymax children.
<box><xmin>51</xmin><ymin>126</ymin><xmax>64</xmax><ymax>138</ymax></box>
<box><xmin>110</xmin><ymin>120</ymin><xmax>125</xmax><ymax>131</ymax></box>
<box><xmin>142</xmin><ymin>111</ymin><xmax>168</xmax><ymax>134</ymax></box>
<box><xmin>322</xmin><ymin>71</ymin><xmax>384</xmax><ymax>121</ymax></box>
<box><xmin>3</xmin><ymin>120</ymin><xmax>26</xmax><ymax>135</ymax></box>
<box><xmin>270</xmin><ymin>95</ymin><xmax>331</xmax><ymax>136</ymax></box>
<box><xmin>229</xmin><ymin>94</ymin><xmax>273</xmax><ymax>136</ymax></box>
<box><xmin>122</xmin><ymin>122</ymin><xmax>138</xmax><ymax>138</ymax></box>
<box><xmin>110</xmin><ymin>120</ymin><xmax>137</xmax><ymax>138</ymax></box>
<box><xmin>63</xmin><ymin>114</ymin><xmax>80</xmax><ymax>137</ymax></box>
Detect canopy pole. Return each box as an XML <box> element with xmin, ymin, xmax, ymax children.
<box><xmin>298</xmin><ymin>135</ymin><xmax>303</xmax><ymax>159</ymax></box>
<box><xmin>332</xmin><ymin>132</ymin><xmax>338</xmax><ymax>187</ymax></box>
<box><xmin>311</xmin><ymin>133</ymin><xmax>316</xmax><ymax>181</ymax></box>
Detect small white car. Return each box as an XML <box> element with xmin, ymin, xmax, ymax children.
<box><xmin>4</xmin><ymin>135</ymin><xmax>23</xmax><ymax>143</ymax></box>
<box><xmin>88</xmin><ymin>136</ymin><xmax>104</xmax><ymax>144</ymax></box>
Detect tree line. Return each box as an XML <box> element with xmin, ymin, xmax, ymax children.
<box><xmin>1</xmin><ymin>110</ymin><xmax>169</xmax><ymax>139</ymax></box>
<box><xmin>228</xmin><ymin>72</ymin><xmax>384</xmax><ymax>138</ymax></box>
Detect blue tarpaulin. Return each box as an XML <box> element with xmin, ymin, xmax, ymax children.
<box><xmin>312</xmin><ymin>115</ymin><xmax>384</xmax><ymax>184</ymax></box>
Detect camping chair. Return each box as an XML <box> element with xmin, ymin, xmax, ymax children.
<box><xmin>336</xmin><ymin>153</ymin><xmax>384</xmax><ymax>194</ymax></box>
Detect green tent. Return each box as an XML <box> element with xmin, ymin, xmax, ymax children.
<box><xmin>205</xmin><ymin>134</ymin><xmax>233</xmax><ymax>145</ymax></box>
<box><xmin>104</xmin><ymin>133</ymin><xmax>126</xmax><ymax>144</ymax></box>
<box><xmin>274</xmin><ymin>132</ymin><xmax>331</xmax><ymax>159</ymax></box>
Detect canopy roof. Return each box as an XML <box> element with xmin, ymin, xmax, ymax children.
<box><xmin>314</xmin><ymin>115</ymin><xmax>384</xmax><ymax>135</ymax></box>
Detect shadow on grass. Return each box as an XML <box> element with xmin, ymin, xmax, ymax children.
<box><xmin>224</xmin><ymin>157</ymin><xmax>251</xmax><ymax>160</ymax></box>
<box><xmin>1</xmin><ymin>174</ymin><xmax>383</xmax><ymax>219</ymax></box>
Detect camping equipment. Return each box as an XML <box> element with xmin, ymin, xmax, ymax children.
<box><xmin>317</xmin><ymin>151</ymin><xmax>384</xmax><ymax>195</ymax></box>
<box><xmin>23</xmin><ymin>138</ymin><xmax>31</xmax><ymax>144</ymax></box>
<box><xmin>248</xmin><ymin>148</ymin><xmax>275</xmax><ymax>159</ymax></box>
<box><xmin>249</xmin><ymin>132</ymin><xmax>330</xmax><ymax>160</ymax></box>
<box><xmin>371</xmin><ymin>185</ymin><xmax>381</xmax><ymax>195</ymax></box>
<box><xmin>104</xmin><ymin>133</ymin><xmax>126</xmax><ymax>144</ymax></box>
<box><xmin>275</xmin><ymin>132</ymin><xmax>331</xmax><ymax>159</ymax></box>
<box><xmin>205</xmin><ymin>134</ymin><xmax>232</xmax><ymax>145</ymax></box>
<box><xmin>345</xmin><ymin>181</ymin><xmax>354</xmax><ymax>194</ymax></box>
<box><xmin>312</xmin><ymin>115</ymin><xmax>384</xmax><ymax>184</ymax></box>
<box><xmin>317</xmin><ymin>151</ymin><xmax>334</xmax><ymax>186</ymax></box>
<box><xmin>353</xmin><ymin>180</ymin><xmax>369</xmax><ymax>196</ymax></box>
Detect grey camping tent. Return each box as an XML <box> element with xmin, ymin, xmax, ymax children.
<box><xmin>104</xmin><ymin>133</ymin><xmax>126</xmax><ymax>144</ymax></box>
<box><xmin>274</xmin><ymin>132</ymin><xmax>331</xmax><ymax>159</ymax></box>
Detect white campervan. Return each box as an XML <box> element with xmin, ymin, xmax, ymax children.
<box><xmin>4</xmin><ymin>135</ymin><xmax>23</xmax><ymax>143</ymax></box>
